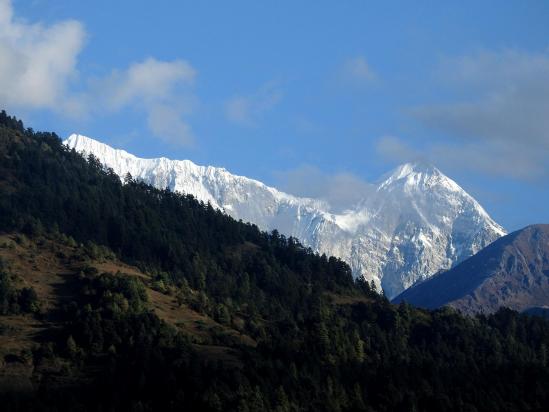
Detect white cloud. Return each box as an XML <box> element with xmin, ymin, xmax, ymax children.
<box><xmin>275</xmin><ymin>165</ymin><xmax>375</xmax><ymax>212</ymax></box>
<box><xmin>0</xmin><ymin>0</ymin><xmax>85</xmax><ymax>114</ymax></box>
<box><xmin>95</xmin><ymin>57</ymin><xmax>197</xmax><ymax>146</ymax></box>
<box><xmin>0</xmin><ymin>1</ymin><xmax>197</xmax><ymax>146</ymax></box>
<box><xmin>146</xmin><ymin>104</ymin><xmax>194</xmax><ymax>146</ymax></box>
<box><xmin>225</xmin><ymin>82</ymin><xmax>282</xmax><ymax>126</ymax></box>
<box><xmin>409</xmin><ymin>49</ymin><xmax>549</xmax><ymax>180</ymax></box>
<box><xmin>341</xmin><ymin>56</ymin><xmax>376</xmax><ymax>83</ymax></box>
<box><xmin>102</xmin><ymin>58</ymin><xmax>196</xmax><ymax>109</ymax></box>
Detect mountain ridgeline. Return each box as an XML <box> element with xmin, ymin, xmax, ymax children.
<box><xmin>65</xmin><ymin>134</ymin><xmax>505</xmax><ymax>298</ymax></box>
<box><xmin>394</xmin><ymin>224</ymin><xmax>549</xmax><ymax>314</ymax></box>
<box><xmin>2</xmin><ymin>111</ymin><xmax>549</xmax><ymax>411</ymax></box>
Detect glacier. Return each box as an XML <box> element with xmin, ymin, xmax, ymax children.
<box><xmin>64</xmin><ymin>134</ymin><xmax>506</xmax><ymax>298</ymax></box>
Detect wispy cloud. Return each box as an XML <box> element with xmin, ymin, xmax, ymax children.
<box><xmin>275</xmin><ymin>165</ymin><xmax>375</xmax><ymax>212</ymax></box>
<box><xmin>100</xmin><ymin>58</ymin><xmax>196</xmax><ymax>109</ymax></box>
<box><xmin>341</xmin><ymin>56</ymin><xmax>376</xmax><ymax>84</ymax></box>
<box><xmin>95</xmin><ymin>57</ymin><xmax>197</xmax><ymax>146</ymax></box>
<box><xmin>376</xmin><ymin>136</ymin><xmax>425</xmax><ymax>163</ymax></box>
<box><xmin>225</xmin><ymin>82</ymin><xmax>283</xmax><ymax>126</ymax></box>
<box><xmin>407</xmin><ymin>49</ymin><xmax>549</xmax><ymax>180</ymax></box>
<box><xmin>146</xmin><ymin>104</ymin><xmax>194</xmax><ymax>146</ymax></box>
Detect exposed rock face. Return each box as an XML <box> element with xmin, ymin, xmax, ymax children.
<box><xmin>65</xmin><ymin>134</ymin><xmax>505</xmax><ymax>298</ymax></box>
<box><xmin>394</xmin><ymin>225</ymin><xmax>549</xmax><ymax>314</ymax></box>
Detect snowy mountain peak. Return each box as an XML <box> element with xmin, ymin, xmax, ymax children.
<box><xmin>379</xmin><ymin>161</ymin><xmax>459</xmax><ymax>192</ymax></box>
<box><xmin>66</xmin><ymin>133</ymin><xmax>138</xmax><ymax>162</ymax></box>
<box><xmin>65</xmin><ymin>134</ymin><xmax>325</xmax><ymax>213</ymax></box>
<box><xmin>64</xmin><ymin>134</ymin><xmax>506</xmax><ymax>298</ymax></box>
<box><xmin>389</xmin><ymin>161</ymin><xmax>440</xmax><ymax>179</ymax></box>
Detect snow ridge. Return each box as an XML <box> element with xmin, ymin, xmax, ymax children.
<box><xmin>64</xmin><ymin>133</ymin><xmax>506</xmax><ymax>298</ymax></box>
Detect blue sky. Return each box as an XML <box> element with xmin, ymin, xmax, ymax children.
<box><xmin>2</xmin><ymin>0</ymin><xmax>549</xmax><ymax>230</ymax></box>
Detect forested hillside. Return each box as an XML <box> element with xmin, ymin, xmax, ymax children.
<box><xmin>2</xmin><ymin>110</ymin><xmax>549</xmax><ymax>411</ymax></box>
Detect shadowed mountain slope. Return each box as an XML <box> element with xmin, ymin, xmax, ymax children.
<box><xmin>394</xmin><ymin>224</ymin><xmax>549</xmax><ymax>314</ymax></box>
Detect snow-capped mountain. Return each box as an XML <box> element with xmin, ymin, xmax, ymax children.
<box><xmin>64</xmin><ymin>134</ymin><xmax>506</xmax><ymax>298</ymax></box>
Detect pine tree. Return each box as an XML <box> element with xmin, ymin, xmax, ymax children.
<box><xmin>66</xmin><ymin>335</ymin><xmax>78</xmax><ymax>358</ymax></box>
<box><xmin>246</xmin><ymin>386</ymin><xmax>265</xmax><ymax>412</ymax></box>
<box><xmin>275</xmin><ymin>386</ymin><xmax>290</xmax><ymax>412</ymax></box>
<box><xmin>317</xmin><ymin>321</ymin><xmax>330</xmax><ymax>353</ymax></box>
<box><xmin>353</xmin><ymin>330</ymin><xmax>365</xmax><ymax>363</ymax></box>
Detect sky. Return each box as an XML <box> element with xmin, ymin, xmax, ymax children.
<box><xmin>1</xmin><ymin>0</ymin><xmax>549</xmax><ymax>231</ymax></box>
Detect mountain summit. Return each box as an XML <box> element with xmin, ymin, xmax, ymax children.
<box><xmin>379</xmin><ymin>161</ymin><xmax>441</xmax><ymax>186</ymax></box>
<box><xmin>64</xmin><ymin>134</ymin><xmax>505</xmax><ymax>297</ymax></box>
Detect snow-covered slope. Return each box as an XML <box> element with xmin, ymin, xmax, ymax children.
<box><xmin>64</xmin><ymin>134</ymin><xmax>506</xmax><ymax>298</ymax></box>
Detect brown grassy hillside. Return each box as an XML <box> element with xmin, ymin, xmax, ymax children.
<box><xmin>0</xmin><ymin>232</ymin><xmax>256</xmax><ymax>390</ymax></box>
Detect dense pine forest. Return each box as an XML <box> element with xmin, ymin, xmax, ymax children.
<box><xmin>2</xmin><ymin>110</ymin><xmax>549</xmax><ymax>411</ymax></box>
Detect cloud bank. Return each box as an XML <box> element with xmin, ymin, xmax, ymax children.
<box><xmin>405</xmin><ymin>49</ymin><xmax>549</xmax><ymax>180</ymax></box>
